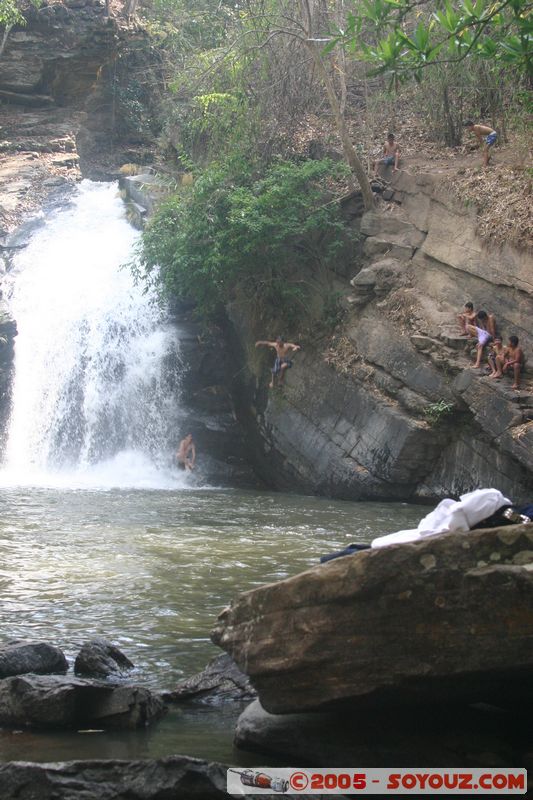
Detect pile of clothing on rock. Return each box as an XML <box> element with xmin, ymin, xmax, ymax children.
<box><xmin>321</xmin><ymin>488</ymin><xmax>533</xmax><ymax>563</ymax></box>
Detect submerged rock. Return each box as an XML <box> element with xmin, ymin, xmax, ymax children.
<box><xmin>74</xmin><ymin>638</ymin><xmax>134</xmax><ymax>678</ymax></box>
<box><xmin>0</xmin><ymin>674</ymin><xmax>166</xmax><ymax>730</ymax></box>
<box><xmin>162</xmin><ymin>654</ymin><xmax>256</xmax><ymax>705</ymax></box>
<box><xmin>213</xmin><ymin>523</ymin><xmax>533</xmax><ymax>714</ymax></box>
<box><xmin>0</xmin><ymin>641</ymin><xmax>68</xmax><ymax>678</ymax></box>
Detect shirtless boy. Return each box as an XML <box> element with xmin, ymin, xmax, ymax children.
<box><xmin>177</xmin><ymin>433</ymin><xmax>196</xmax><ymax>471</ymax></box>
<box><xmin>487</xmin><ymin>336</ymin><xmax>504</xmax><ymax>377</ymax></box>
<box><xmin>493</xmin><ymin>335</ymin><xmax>524</xmax><ymax>390</ymax></box>
<box><xmin>458</xmin><ymin>301</ymin><xmax>477</xmax><ymax>335</ymax></box>
<box><xmin>373</xmin><ymin>133</ymin><xmax>401</xmax><ymax>175</ymax></box>
<box><xmin>255</xmin><ymin>336</ymin><xmax>301</xmax><ymax>388</ymax></box>
<box><xmin>463</xmin><ymin>121</ymin><xmax>497</xmax><ymax>167</ymax></box>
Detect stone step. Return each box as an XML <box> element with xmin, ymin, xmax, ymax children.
<box><xmin>410</xmin><ymin>335</ymin><xmax>442</xmax><ymax>352</ymax></box>
<box><xmin>0</xmin><ymin>136</ymin><xmax>76</xmax><ymax>154</ymax></box>
<box><xmin>0</xmin><ymin>89</ymin><xmax>55</xmax><ymax>108</ymax></box>
<box><xmin>51</xmin><ymin>153</ymin><xmax>80</xmax><ymax>168</ymax></box>
<box><xmin>439</xmin><ymin>335</ymin><xmax>478</xmax><ymax>355</ymax></box>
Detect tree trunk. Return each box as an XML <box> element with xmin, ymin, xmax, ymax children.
<box><xmin>0</xmin><ymin>24</ymin><xmax>13</xmax><ymax>60</ymax></box>
<box><xmin>306</xmin><ymin>40</ymin><xmax>374</xmax><ymax>209</ymax></box>
<box><xmin>299</xmin><ymin>0</ymin><xmax>374</xmax><ymax>210</ymax></box>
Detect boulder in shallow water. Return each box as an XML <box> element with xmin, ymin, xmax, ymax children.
<box><xmin>234</xmin><ymin>699</ymin><xmax>516</xmax><ymax>767</ymax></box>
<box><xmin>74</xmin><ymin>638</ymin><xmax>134</xmax><ymax>678</ymax></box>
<box><xmin>213</xmin><ymin>524</ymin><xmax>533</xmax><ymax>713</ymax></box>
<box><xmin>162</xmin><ymin>653</ymin><xmax>256</xmax><ymax>705</ymax></box>
<box><xmin>0</xmin><ymin>641</ymin><xmax>68</xmax><ymax>678</ymax></box>
<box><xmin>0</xmin><ymin>674</ymin><xmax>166</xmax><ymax>729</ymax></box>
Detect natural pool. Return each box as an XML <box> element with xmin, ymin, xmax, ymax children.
<box><xmin>0</xmin><ymin>486</ymin><xmax>422</xmax><ymax>764</ymax></box>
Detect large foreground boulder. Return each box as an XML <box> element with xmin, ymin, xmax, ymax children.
<box><xmin>212</xmin><ymin>524</ymin><xmax>533</xmax><ymax>713</ymax></box>
<box><xmin>0</xmin><ymin>674</ymin><xmax>166</xmax><ymax>730</ymax></box>
<box><xmin>0</xmin><ymin>641</ymin><xmax>68</xmax><ymax>678</ymax></box>
<box><xmin>0</xmin><ymin>757</ymin><xmax>322</xmax><ymax>800</ymax></box>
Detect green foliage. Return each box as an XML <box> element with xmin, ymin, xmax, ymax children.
<box><xmin>0</xmin><ymin>0</ymin><xmax>40</xmax><ymax>27</ymax></box>
<box><xmin>170</xmin><ymin>90</ymin><xmax>255</xmax><ymax>164</ymax></box>
<box><xmin>322</xmin><ymin>290</ymin><xmax>346</xmax><ymax>330</ymax></box>
<box><xmin>142</xmin><ymin>0</ymin><xmax>237</xmax><ymax>52</ymax></box>
<box><xmin>136</xmin><ymin>158</ymin><xmax>354</xmax><ymax>325</ymax></box>
<box><xmin>331</xmin><ymin>0</ymin><xmax>532</xmax><ymax>83</ymax></box>
<box><xmin>424</xmin><ymin>399</ymin><xmax>456</xmax><ymax>425</ymax></box>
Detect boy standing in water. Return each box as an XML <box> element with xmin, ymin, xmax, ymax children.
<box><xmin>463</xmin><ymin>121</ymin><xmax>497</xmax><ymax>167</ymax></box>
<box><xmin>177</xmin><ymin>434</ymin><xmax>196</xmax><ymax>471</ymax></box>
<box><xmin>255</xmin><ymin>336</ymin><xmax>301</xmax><ymax>389</ymax></box>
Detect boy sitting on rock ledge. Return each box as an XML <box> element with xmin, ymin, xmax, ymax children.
<box><xmin>491</xmin><ymin>335</ymin><xmax>525</xmax><ymax>390</ymax></box>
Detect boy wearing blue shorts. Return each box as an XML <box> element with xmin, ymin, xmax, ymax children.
<box><xmin>464</xmin><ymin>121</ymin><xmax>497</xmax><ymax>167</ymax></box>
<box><xmin>373</xmin><ymin>133</ymin><xmax>401</xmax><ymax>175</ymax></box>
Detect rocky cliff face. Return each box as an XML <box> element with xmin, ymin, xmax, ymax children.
<box><xmin>0</xmin><ymin>0</ymin><xmax>156</xmax><ymax>239</ymax></box>
<box><xmin>231</xmin><ymin>171</ymin><xmax>533</xmax><ymax>502</ymax></box>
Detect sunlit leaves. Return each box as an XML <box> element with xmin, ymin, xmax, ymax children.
<box><xmin>138</xmin><ymin>158</ymin><xmax>353</xmax><ymax>323</ymax></box>
<box><xmin>0</xmin><ymin>0</ymin><xmax>40</xmax><ymax>27</ymax></box>
<box><xmin>333</xmin><ymin>0</ymin><xmax>532</xmax><ymax>78</ymax></box>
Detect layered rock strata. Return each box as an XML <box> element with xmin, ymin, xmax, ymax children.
<box><xmin>233</xmin><ymin>170</ymin><xmax>533</xmax><ymax>501</ymax></box>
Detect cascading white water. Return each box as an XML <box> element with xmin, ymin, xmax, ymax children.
<box><xmin>0</xmin><ymin>180</ymin><xmax>184</xmax><ymax>489</ymax></box>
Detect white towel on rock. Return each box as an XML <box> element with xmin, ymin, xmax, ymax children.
<box><xmin>371</xmin><ymin>488</ymin><xmax>511</xmax><ymax>549</ymax></box>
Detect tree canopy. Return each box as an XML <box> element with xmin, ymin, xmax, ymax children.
<box><xmin>326</xmin><ymin>0</ymin><xmax>533</xmax><ymax>83</ymax></box>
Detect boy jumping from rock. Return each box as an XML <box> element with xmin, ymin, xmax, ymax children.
<box><xmin>463</xmin><ymin>121</ymin><xmax>497</xmax><ymax>167</ymax></box>
<box><xmin>255</xmin><ymin>336</ymin><xmax>301</xmax><ymax>389</ymax></box>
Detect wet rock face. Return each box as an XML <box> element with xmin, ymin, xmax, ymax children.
<box><xmin>0</xmin><ymin>306</ymin><xmax>18</xmax><ymax>452</ymax></box>
<box><xmin>213</xmin><ymin>523</ymin><xmax>533</xmax><ymax>714</ymax></box>
<box><xmin>0</xmin><ymin>673</ymin><xmax>166</xmax><ymax>729</ymax></box>
<box><xmin>168</xmin><ymin>308</ymin><xmax>262</xmax><ymax>489</ymax></box>
<box><xmin>163</xmin><ymin>654</ymin><xmax>256</xmax><ymax>705</ymax></box>
<box><xmin>74</xmin><ymin>638</ymin><xmax>134</xmax><ymax>678</ymax></box>
<box><xmin>0</xmin><ymin>641</ymin><xmax>68</xmax><ymax>678</ymax></box>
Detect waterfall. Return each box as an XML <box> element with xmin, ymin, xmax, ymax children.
<box><xmin>0</xmin><ymin>181</ymin><xmax>184</xmax><ymax>489</ymax></box>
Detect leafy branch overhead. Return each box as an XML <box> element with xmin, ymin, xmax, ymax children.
<box><xmin>326</xmin><ymin>0</ymin><xmax>532</xmax><ymax>82</ymax></box>
<box><xmin>0</xmin><ymin>0</ymin><xmax>40</xmax><ymax>27</ymax></box>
